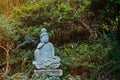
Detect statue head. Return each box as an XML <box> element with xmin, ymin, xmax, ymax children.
<box><xmin>40</xmin><ymin>28</ymin><xmax>49</xmax><ymax>43</ymax></box>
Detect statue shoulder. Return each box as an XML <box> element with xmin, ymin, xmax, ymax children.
<box><xmin>47</xmin><ymin>42</ymin><xmax>54</xmax><ymax>46</ymax></box>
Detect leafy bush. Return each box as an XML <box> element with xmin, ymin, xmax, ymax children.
<box><xmin>0</xmin><ymin>23</ymin><xmax>17</xmax><ymax>75</ymax></box>
<box><xmin>0</xmin><ymin>0</ymin><xmax>118</xmax><ymax>79</ymax></box>
<box><xmin>7</xmin><ymin>0</ymin><xmax>91</xmax><ymax>46</ymax></box>
<box><xmin>56</xmin><ymin>41</ymin><xmax>113</xmax><ymax>78</ymax></box>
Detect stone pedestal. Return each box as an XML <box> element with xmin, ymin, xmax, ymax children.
<box><xmin>34</xmin><ymin>69</ymin><xmax>63</xmax><ymax>76</ymax></box>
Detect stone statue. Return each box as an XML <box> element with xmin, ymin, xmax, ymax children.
<box><xmin>32</xmin><ymin>28</ymin><xmax>61</xmax><ymax>69</ymax></box>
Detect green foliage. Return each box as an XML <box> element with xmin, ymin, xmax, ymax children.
<box><xmin>108</xmin><ymin>0</ymin><xmax>120</xmax><ymax>4</ymax></box>
<box><xmin>0</xmin><ymin>0</ymin><xmax>119</xmax><ymax>79</ymax></box>
<box><xmin>97</xmin><ymin>19</ymin><xmax>120</xmax><ymax>79</ymax></box>
<box><xmin>56</xmin><ymin>41</ymin><xmax>113</xmax><ymax>78</ymax></box>
<box><xmin>89</xmin><ymin>4</ymin><xmax>120</xmax><ymax>77</ymax></box>
<box><xmin>90</xmin><ymin>0</ymin><xmax>119</xmax><ymax>33</ymax></box>
<box><xmin>0</xmin><ymin>15</ymin><xmax>19</xmax><ymax>52</ymax></box>
<box><xmin>32</xmin><ymin>73</ymin><xmax>61</xmax><ymax>80</ymax></box>
<box><xmin>10</xmin><ymin>49</ymin><xmax>34</xmax><ymax>74</ymax></box>
<box><xmin>2</xmin><ymin>73</ymin><xmax>28</xmax><ymax>80</ymax></box>
<box><xmin>7</xmin><ymin>0</ymin><xmax>91</xmax><ymax>45</ymax></box>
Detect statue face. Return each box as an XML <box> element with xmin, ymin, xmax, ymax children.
<box><xmin>40</xmin><ymin>35</ymin><xmax>49</xmax><ymax>43</ymax></box>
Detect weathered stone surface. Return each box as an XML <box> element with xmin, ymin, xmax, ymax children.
<box><xmin>32</xmin><ymin>28</ymin><xmax>61</xmax><ymax>69</ymax></box>
<box><xmin>34</xmin><ymin>69</ymin><xmax>63</xmax><ymax>76</ymax></box>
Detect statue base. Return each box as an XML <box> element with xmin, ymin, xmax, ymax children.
<box><xmin>34</xmin><ymin>69</ymin><xmax>63</xmax><ymax>76</ymax></box>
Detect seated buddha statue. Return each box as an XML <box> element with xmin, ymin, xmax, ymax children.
<box><xmin>32</xmin><ymin>28</ymin><xmax>61</xmax><ymax>69</ymax></box>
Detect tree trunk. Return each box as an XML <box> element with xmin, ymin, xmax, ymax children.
<box><xmin>6</xmin><ymin>0</ymin><xmax>11</xmax><ymax>16</ymax></box>
<box><xmin>0</xmin><ymin>45</ymin><xmax>10</xmax><ymax>74</ymax></box>
<box><xmin>5</xmin><ymin>49</ymin><xmax>10</xmax><ymax>74</ymax></box>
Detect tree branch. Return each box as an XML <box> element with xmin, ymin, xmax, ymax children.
<box><xmin>0</xmin><ymin>45</ymin><xmax>7</xmax><ymax>52</ymax></box>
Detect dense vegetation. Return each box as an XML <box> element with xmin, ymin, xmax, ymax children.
<box><xmin>0</xmin><ymin>0</ymin><xmax>120</xmax><ymax>80</ymax></box>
